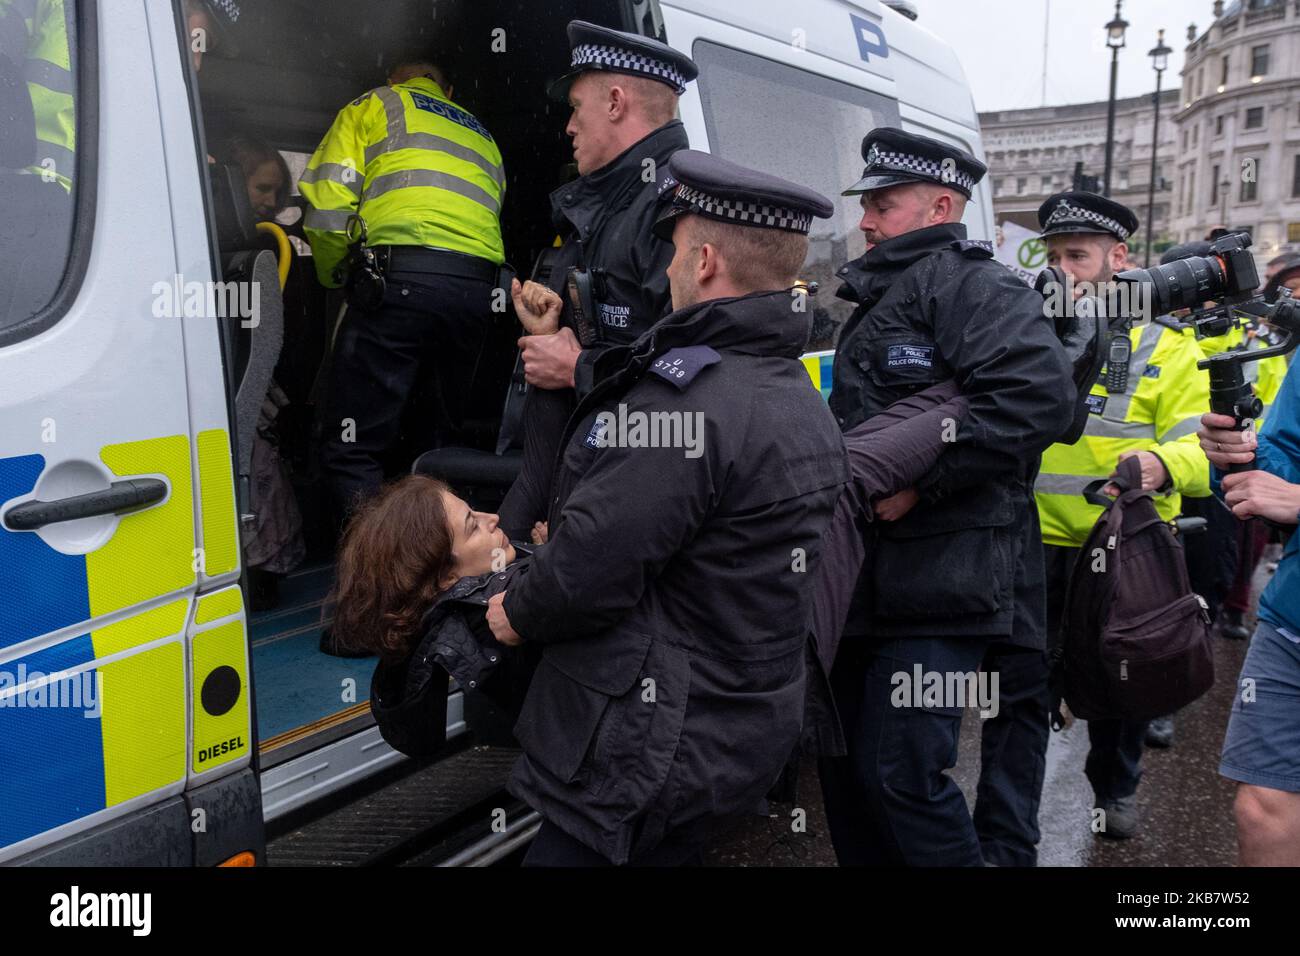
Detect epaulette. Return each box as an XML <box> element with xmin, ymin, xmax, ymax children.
<box><xmin>950</xmin><ymin>238</ymin><xmax>994</xmax><ymax>258</ymax></box>
<box><xmin>648</xmin><ymin>346</ymin><xmax>721</xmax><ymax>389</ymax></box>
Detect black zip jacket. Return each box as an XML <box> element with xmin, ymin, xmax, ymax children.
<box><xmin>369</xmin><ymin>545</ymin><xmax>535</xmax><ymax>759</ymax></box>
<box><xmin>828</xmin><ymin>223</ymin><xmax>1075</xmax><ymax>647</ymax></box>
<box><xmin>498</xmin><ymin>121</ymin><xmax>689</xmax><ymax>539</ymax></box>
<box><xmin>501</xmin><ymin>289</ymin><xmax>849</xmax><ymax>864</ymax></box>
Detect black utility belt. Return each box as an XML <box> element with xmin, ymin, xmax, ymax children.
<box><xmin>374</xmin><ymin>245</ymin><xmax>499</xmax><ymax>284</ymax></box>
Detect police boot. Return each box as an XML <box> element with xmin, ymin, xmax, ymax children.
<box><xmin>1095</xmin><ymin>794</ymin><xmax>1140</xmax><ymax>840</ymax></box>
<box><xmin>1218</xmin><ymin>608</ymin><xmax>1250</xmax><ymax>641</ymax></box>
<box><xmin>1144</xmin><ymin>716</ymin><xmax>1174</xmax><ymax>749</ymax></box>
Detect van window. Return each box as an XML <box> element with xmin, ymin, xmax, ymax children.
<box><xmin>0</xmin><ymin>0</ymin><xmax>80</xmax><ymax>339</ymax></box>
<box><xmin>692</xmin><ymin>40</ymin><xmax>900</xmax><ymax>348</ymax></box>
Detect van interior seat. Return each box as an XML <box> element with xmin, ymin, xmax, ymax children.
<box><xmin>209</xmin><ymin>161</ymin><xmax>287</xmax><ymax>488</ymax></box>
<box><xmin>231</xmin><ymin>249</ymin><xmax>286</xmax><ymax>483</ymax></box>
<box><xmin>411</xmin><ymin>446</ymin><xmax>522</xmax><ymax>513</ymax></box>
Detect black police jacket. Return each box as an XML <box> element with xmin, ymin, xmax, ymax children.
<box><xmin>828</xmin><ymin>223</ymin><xmax>1075</xmax><ymax>647</ymax></box>
<box><xmin>549</xmin><ymin>119</ymin><xmax>689</xmax><ymax>394</ymax></box>
<box><xmin>370</xmin><ymin>546</ymin><xmax>535</xmax><ymax>760</ymax></box>
<box><xmin>497</xmin><ymin>121</ymin><xmax>689</xmax><ymax>539</ymax></box>
<box><xmin>501</xmin><ymin>289</ymin><xmax>849</xmax><ymax>864</ymax></box>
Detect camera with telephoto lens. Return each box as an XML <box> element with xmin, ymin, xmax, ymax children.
<box><xmin>1111</xmin><ymin>232</ymin><xmax>1300</xmax><ymax>474</ymax></box>
<box><xmin>1115</xmin><ymin>232</ymin><xmax>1260</xmax><ymax>325</ymax></box>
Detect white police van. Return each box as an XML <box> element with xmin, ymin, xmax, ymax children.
<box><xmin>0</xmin><ymin>0</ymin><xmax>989</xmax><ymax>865</ymax></box>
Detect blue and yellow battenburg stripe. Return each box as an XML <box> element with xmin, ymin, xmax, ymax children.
<box><xmin>0</xmin><ymin>601</ymin><xmax>188</xmax><ymax>848</ymax></box>
<box><xmin>191</xmin><ymin>587</ymin><xmax>251</xmax><ymax>775</ymax></box>
<box><xmin>0</xmin><ymin>435</ymin><xmax>195</xmax><ymax>649</ymax></box>
<box><xmin>800</xmin><ymin>349</ymin><xmax>835</xmax><ymax>401</ymax></box>
<box><xmin>0</xmin><ymin>431</ymin><xmax>242</xmax><ymax>850</ymax></box>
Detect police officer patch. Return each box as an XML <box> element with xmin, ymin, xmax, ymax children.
<box><xmin>886</xmin><ymin>344</ymin><xmax>934</xmax><ymax>369</ymax></box>
<box><xmin>584</xmin><ymin>416</ymin><xmax>611</xmax><ymax>449</ymax></box>
<box><xmin>649</xmin><ymin>346</ymin><xmax>721</xmax><ymax>389</ymax></box>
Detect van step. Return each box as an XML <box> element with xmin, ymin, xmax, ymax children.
<box><xmin>265</xmin><ymin>745</ymin><xmax>521</xmax><ymax>866</ymax></box>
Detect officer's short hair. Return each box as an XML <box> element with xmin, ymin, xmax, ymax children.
<box><xmin>685</xmin><ymin>217</ymin><xmax>809</xmax><ymax>292</ymax></box>
<box><xmin>582</xmin><ymin>71</ymin><xmax>679</xmax><ymax>126</ymax></box>
<box><xmin>388</xmin><ymin>58</ymin><xmax>451</xmax><ymax>90</ymax></box>
<box><xmin>1047</xmin><ymin>231</ymin><xmax>1120</xmax><ymax>258</ymax></box>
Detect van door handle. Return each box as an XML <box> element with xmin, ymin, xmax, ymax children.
<box><xmin>3</xmin><ymin>478</ymin><xmax>168</xmax><ymax>531</ymax></box>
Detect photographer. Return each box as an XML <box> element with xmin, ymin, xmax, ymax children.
<box><xmin>1200</xmin><ymin>358</ymin><xmax>1300</xmax><ymax>866</ymax></box>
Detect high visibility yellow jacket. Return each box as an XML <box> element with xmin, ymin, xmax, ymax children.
<box><xmin>1193</xmin><ymin>324</ymin><xmax>1288</xmax><ymax>424</ymax></box>
<box><xmin>1035</xmin><ymin>321</ymin><xmax>1212</xmax><ymax>548</ymax></box>
<box><xmin>299</xmin><ymin>77</ymin><xmax>505</xmax><ymax>287</ymax></box>
<box><xmin>0</xmin><ymin>0</ymin><xmax>75</xmax><ymax>191</ymax></box>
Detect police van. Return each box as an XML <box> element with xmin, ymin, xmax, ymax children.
<box><xmin>0</xmin><ymin>0</ymin><xmax>991</xmax><ymax>865</ymax></box>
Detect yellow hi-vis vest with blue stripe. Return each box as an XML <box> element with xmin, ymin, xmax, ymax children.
<box><xmin>0</xmin><ymin>0</ymin><xmax>75</xmax><ymax>191</ymax></box>
<box><xmin>299</xmin><ymin>77</ymin><xmax>505</xmax><ymax>288</ymax></box>
<box><xmin>1035</xmin><ymin>322</ymin><xmax>1212</xmax><ymax>549</ymax></box>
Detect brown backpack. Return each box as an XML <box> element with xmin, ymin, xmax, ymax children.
<box><xmin>1052</xmin><ymin>455</ymin><xmax>1215</xmax><ymax>722</ymax></box>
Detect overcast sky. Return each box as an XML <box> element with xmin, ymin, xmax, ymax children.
<box><xmin>909</xmin><ymin>0</ymin><xmax>1202</xmax><ymax>111</ymax></box>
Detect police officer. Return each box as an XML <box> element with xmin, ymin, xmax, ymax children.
<box><xmin>485</xmin><ymin>150</ymin><xmax>849</xmax><ymax>866</ymax></box>
<box><xmin>1</xmin><ymin>0</ymin><xmax>78</xmax><ymax>322</ymax></box>
<box><xmin>1</xmin><ymin>0</ymin><xmax>77</xmax><ymax>190</ymax></box>
<box><xmin>983</xmin><ymin>192</ymin><xmax>1210</xmax><ymax>851</ymax></box>
<box><xmin>498</xmin><ymin>20</ymin><xmax>697</xmax><ymax>539</ymax></box>
<box><xmin>300</xmin><ymin>57</ymin><xmax>506</xmax><ymax>519</ymax></box>
<box><xmin>819</xmin><ymin>128</ymin><xmax>1075</xmax><ymax>866</ymax></box>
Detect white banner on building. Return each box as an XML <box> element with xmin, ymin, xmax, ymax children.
<box><xmin>994</xmin><ymin>221</ymin><xmax>1047</xmax><ymax>286</ymax></box>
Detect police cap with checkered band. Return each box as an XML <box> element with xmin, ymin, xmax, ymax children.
<box><xmin>843</xmin><ymin>128</ymin><xmax>987</xmax><ymax>199</ymax></box>
<box><xmin>548</xmin><ymin>20</ymin><xmax>699</xmax><ymax>101</ymax></box>
<box><xmin>1038</xmin><ymin>190</ymin><xmax>1140</xmax><ymax>243</ymax></box>
<box><xmin>652</xmin><ymin>149</ymin><xmax>834</xmax><ymax>241</ymax></box>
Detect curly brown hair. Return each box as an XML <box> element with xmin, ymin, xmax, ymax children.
<box><xmin>328</xmin><ymin>475</ymin><xmax>457</xmax><ymax>661</ymax></box>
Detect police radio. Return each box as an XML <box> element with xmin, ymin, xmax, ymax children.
<box><xmin>565</xmin><ymin>267</ymin><xmax>602</xmax><ymax>348</ymax></box>
<box><xmin>338</xmin><ymin>214</ymin><xmax>387</xmax><ymax>312</ymax></box>
<box><xmin>1114</xmin><ymin>232</ymin><xmax>1300</xmax><ymax>474</ymax></box>
<box><xmin>1105</xmin><ymin>331</ymin><xmax>1132</xmax><ymax>395</ymax></box>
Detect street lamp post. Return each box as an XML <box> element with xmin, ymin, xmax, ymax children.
<box><xmin>1144</xmin><ymin>29</ymin><xmax>1172</xmax><ymax>266</ymax></box>
<box><xmin>1103</xmin><ymin>0</ymin><xmax>1129</xmax><ymax>197</ymax></box>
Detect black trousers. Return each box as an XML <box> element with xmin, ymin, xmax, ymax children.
<box><xmin>521</xmin><ymin>819</ymin><xmax>705</xmax><ymax>867</ymax></box>
<box><xmin>973</xmin><ymin>644</ymin><xmax>1051</xmax><ymax>866</ymax></box>
<box><xmin>320</xmin><ymin>266</ymin><xmax>492</xmax><ymax>518</ymax></box>
<box><xmin>820</xmin><ymin>634</ymin><xmax>994</xmax><ymax>866</ymax></box>
<box><xmin>1180</xmin><ymin>493</ymin><xmax>1239</xmax><ymax>622</ymax></box>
